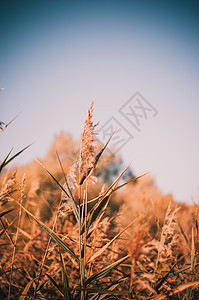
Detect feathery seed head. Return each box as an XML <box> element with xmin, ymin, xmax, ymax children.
<box><xmin>79</xmin><ymin>99</ymin><xmax>98</xmax><ymax>182</ymax></box>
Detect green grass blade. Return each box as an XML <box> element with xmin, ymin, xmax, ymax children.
<box><xmin>85</xmin><ymin>254</ymin><xmax>129</xmax><ymax>286</ymax></box>
<box><xmin>59</xmin><ymin>248</ymin><xmax>73</xmax><ymax>300</ymax></box>
<box><xmin>16</xmin><ymin>201</ymin><xmax>79</xmax><ymax>263</ymax></box>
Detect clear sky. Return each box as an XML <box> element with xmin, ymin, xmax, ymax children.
<box><xmin>0</xmin><ymin>0</ymin><xmax>199</xmax><ymax>204</ymax></box>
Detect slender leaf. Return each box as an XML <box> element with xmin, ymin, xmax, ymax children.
<box><xmin>0</xmin><ymin>112</ymin><xmax>21</xmax><ymax>134</ymax></box>
<box><xmin>0</xmin><ymin>229</ymin><xmax>5</xmax><ymax>238</ymax></box>
<box><xmin>4</xmin><ymin>144</ymin><xmax>32</xmax><ymax>169</ymax></box>
<box><xmin>56</xmin><ymin>152</ymin><xmax>80</xmax><ymax>225</ymax></box>
<box><xmin>0</xmin><ymin>148</ymin><xmax>13</xmax><ymax>172</ymax></box>
<box><xmin>0</xmin><ymin>209</ymin><xmax>14</xmax><ymax>219</ymax></box>
<box><xmin>155</xmin><ymin>263</ymin><xmax>177</xmax><ymax>291</ymax></box>
<box><xmin>167</xmin><ymin>266</ymin><xmax>191</xmax><ymax>279</ymax></box>
<box><xmin>85</xmin><ymin>164</ymin><xmax>130</xmax><ymax>234</ymax></box>
<box><xmin>79</xmin><ymin>172</ymin><xmax>149</xmax><ymax>210</ymax></box>
<box><xmin>46</xmin><ymin>274</ymin><xmax>64</xmax><ymax>296</ymax></box>
<box><xmin>80</xmin><ymin>288</ymin><xmax>129</xmax><ymax>295</ymax></box>
<box><xmin>152</xmin><ymin>281</ymin><xmax>199</xmax><ymax>300</ymax></box>
<box><xmin>89</xmin><ymin>276</ymin><xmax>128</xmax><ymax>300</ymax></box>
<box><xmin>35</xmin><ymin>159</ymin><xmax>69</xmax><ymax>198</ymax></box>
<box><xmin>84</xmin><ymin>195</ymin><xmax>110</xmax><ymax>235</ymax></box>
<box><xmin>85</xmin><ymin>254</ymin><xmax>129</xmax><ymax>286</ymax></box>
<box><xmin>196</xmin><ymin>218</ymin><xmax>198</xmax><ymax>237</ymax></box>
<box><xmin>88</xmin><ymin>218</ymin><xmax>138</xmax><ymax>263</ymax></box>
<box><xmin>150</xmin><ymin>294</ymin><xmax>166</xmax><ymax>300</ymax></box>
<box><xmin>19</xmin><ymin>277</ymin><xmax>37</xmax><ymax>300</ymax></box>
<box><xmin>59</xmin><ymin>249</ymin><xmax>73</xmax><ymax>300</ymax></box>
<box><xmin>0</xmin><ymin>144</ymin><xmax>32</xmax><ymax>173</ymax></box>
<box><xmin>179</xmin><ymin>224</ymin><xmax>191</xmax><ymax>252</ymax></box>
<box><xmin>35</xmin><ymin>159</ymin><xmax>80</xmax><ymax>225</ymax></box>
<box><xmin>191</xmin><ymin>226</ymin><xmax>195</xmax><ymax>272</ymax></box>
<box><xmin>113</xmin><ymin>172</ymin><xmax>150</xmax><ymax>192</ymax></box>
<box><xmin>171</xmin><ymin>280</ymin><xmax>199</xmax><ymax>295</ymax></box>
<box><xmin>16</xmin><ymin>201</ymin><xmax>79</xmax><ymax>263</ymax></box>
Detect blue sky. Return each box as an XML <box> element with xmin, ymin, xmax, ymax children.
<box><xmin>0</xmin><ymin>0</ymin><xmax>199</xmax><ymax>203</ymax></box>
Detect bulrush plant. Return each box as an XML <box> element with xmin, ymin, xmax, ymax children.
<box><xmin>1</xmin><ymin>96</ymin><xmax>199</xmax><ymax>299</ymax></box>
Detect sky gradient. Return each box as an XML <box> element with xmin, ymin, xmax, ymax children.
<box><xmin>0</xmin><ymin>0</ymin><xmax>199</xmax><ymax>203</ymax></box>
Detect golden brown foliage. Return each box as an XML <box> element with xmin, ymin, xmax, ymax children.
<box><xmin>1</xmin><ymin>103</ymin><xmax>199</xmax><ymax>299</ymax></box>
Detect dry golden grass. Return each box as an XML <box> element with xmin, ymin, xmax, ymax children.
<box><xmin>0</xmin><ymin>100</ymin><xmax>199</xmax><ymax>299</ymax></box>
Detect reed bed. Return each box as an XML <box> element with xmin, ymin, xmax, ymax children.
<box><xmin>0</xmin><ymin>98</ymin><xmax>199</xmax><ymax>299</ymax></box>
